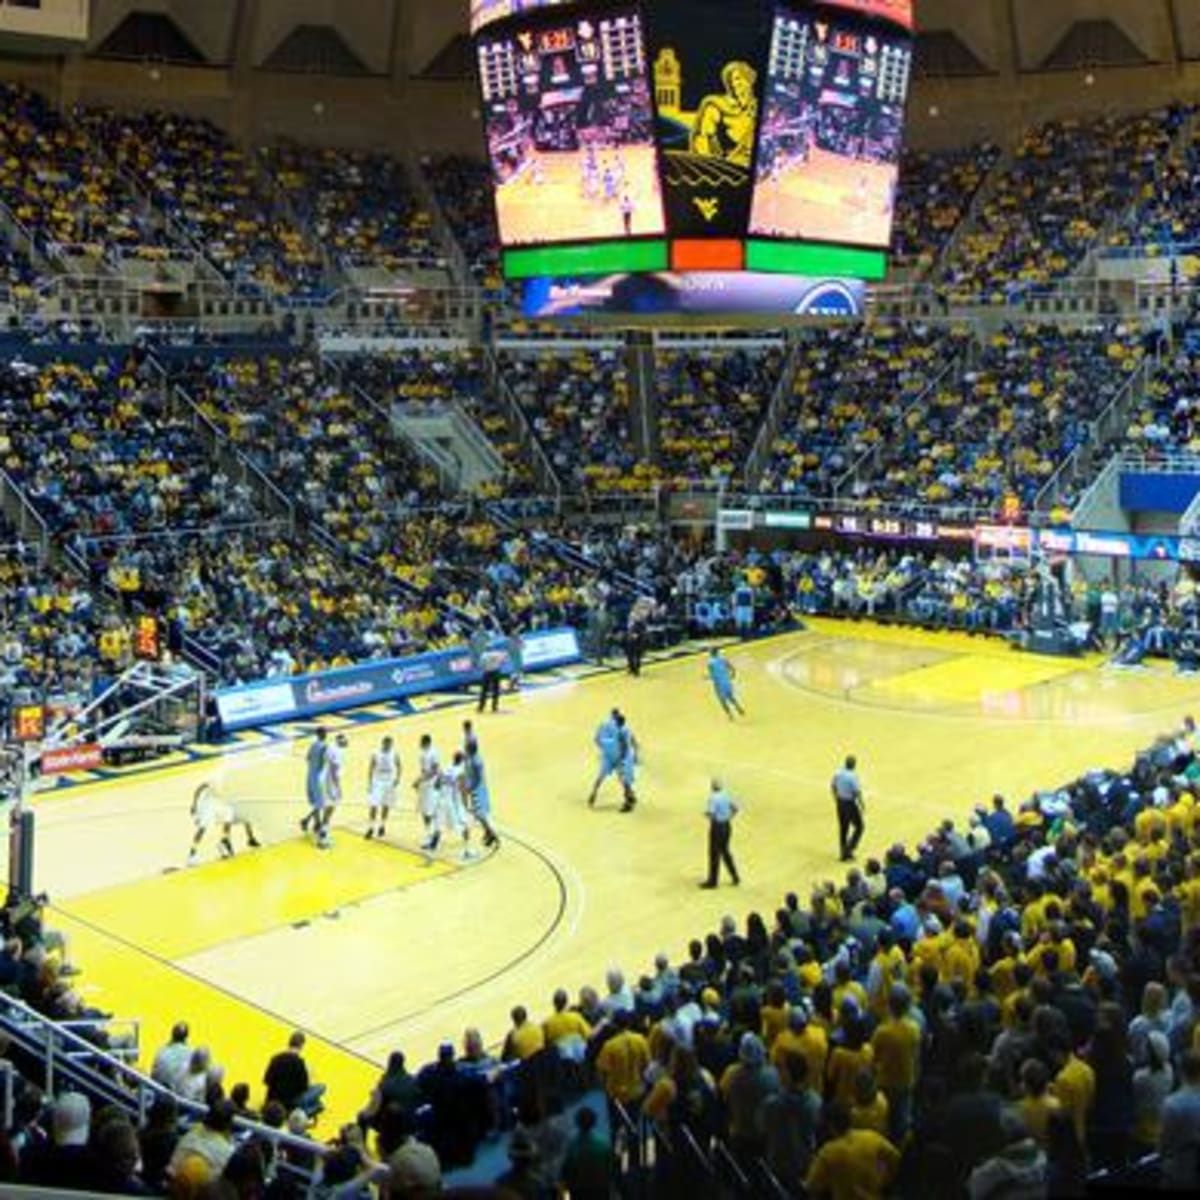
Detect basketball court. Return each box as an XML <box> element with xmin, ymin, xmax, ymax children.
<box><xmin>29</xmin><ymin>621</ymin><xmax>1197</xmax><ymax>1128</ymax></box>
<box><xmin>496</xmin><ymin>145</ymin><xmax>665</xmax><ymax>245</ymax></box>
<box><xmin>752</xmin><ymin>147</ymin><xmax>896</xmax><ymax>246</ymax></box>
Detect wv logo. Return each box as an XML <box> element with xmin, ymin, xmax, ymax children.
<box><xmin>693</xmin><ymin>196</ymin><xmax>719</xmax><ymax>222</ymax></box>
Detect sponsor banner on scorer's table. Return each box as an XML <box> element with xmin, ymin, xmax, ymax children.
<box><xmin>40</xmin><ymin>744</ymin><xmax>103</xmax><ymax>775</ymax></box>
<box><xmin>214</xmin><ymin>629</ymin><xmax>583</xmax><ymax>733</ymax></box>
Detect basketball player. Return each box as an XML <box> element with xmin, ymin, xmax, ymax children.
<box><xmin>365</xmin><ymin>735</ymin><xmax>400</xmax><ymax>840</ymax></box>
<box><xmin>587</xmin><ymin>709</ymin><xmax>622</xmax><ymax>807</ymax></box>
<box><xmin>326</xmin><ymin>734</ymin><xmax>347</xmax><ymax>808</ymax></box>
<box><xmin>587</xmin><ymin>709</ymin><xmax>638</xmax><ymax>812</ymax></box>
<box><xmin>465</xmin><ymin>742</ymin><xmax>499</xmax><ymax>850</ymax></box>
<box><xmin>414</xmin><ymin>733</ymin><xmax>442</xmax><ymax>851</ymax></box>
<box><xmin>444</xmin><ymin>752</ymin><xmax>475</xmax><ymax>861</ymax></box>
<box><xmin>463</xmin><ymin>719</ymin><xmax>479</xmax><ymax>758</ymax></box>
<box><xmin>707</xmin><ymin>647</ymin><xmax>745</xmax><ymax>719</ymax></box>
<box><xmin>300</xmin><ymin>727</ymin><xmax>329</xmax><ymax>840</ymax></box>
<box><xmin>188</xmin><ymin>782</ymin><xmax>260</xmax><ymax>866</ymax></box>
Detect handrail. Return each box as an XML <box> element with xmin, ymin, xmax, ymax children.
<box><xmin>483</xmin><ymin>345</ymin><xmax>563</xmax><ymax>501</ymax></box>
<box><xmin>72</xmin><ymin>518</ymin><xmax>288</xmax><ymax>550</ymax></box>
<box><xmin>833</xmin><ymin>348</ymin><xmax>963</xmax><ymax>499</ymax></box>
<box><xmin>168</xmin><ymin>379</ymin><xmax>296</xmax><ymax>531</ymax></box>
<box><xmin>1034</xmin><ymin>355</ymin><xmax>1150</xmax><ymax>513</ymax></box>
<box><xmin>0</xmin><ymin>467</ymin><xmax>49</xmax><ymax>559</ymax></box>
<box><xmin>744</xmin><ymin>332</ymin><xmax>804</xmax><ymax>487</ymax></box>
<box><xmin>0</xmin><ymin>991</ymin><xmax>331</xmax><ymax>1186</ymax></box>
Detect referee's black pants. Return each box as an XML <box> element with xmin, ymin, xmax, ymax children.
<box><xmin>706</xmin><ymin>820</ymin><xmax>739</xmax><ymax>885</ymax></box>
<box><xmin>478</xmin><ymin>670</ymin><xmax>502</xmax><ymax>712</ymax></box>
<box><xmin>837</xmin><ymin>799</ymin><xmax>864</xmax><ymax>860</ymax></box>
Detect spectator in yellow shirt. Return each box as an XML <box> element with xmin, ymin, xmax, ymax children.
<box><xmin>871</xmin><ymin>984</ymin><xmax>921</xmax><ymax>1143</ymax></box>
<box><xmin>501</xmin><ymin>1006</ymin><xmax>544</xmax><ymax>1063</ymax></box>
<box><xmin>805</xmin><ymin>1104</ymin><xmax>900</xmax><ymax>1200</ymax></box>
<box><xmin>595</xmin><ymin>1011</ymin><xmax>650</xmax><ymax>1110</ymax></box>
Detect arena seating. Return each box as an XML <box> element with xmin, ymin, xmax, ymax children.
<box><xmin>76</xmin><ymin>108</ymin><xmax>324</xmax><ymax>297</ymax></box>
<box><xmin>5</xmin><ymin>70</ymin><xmax>1200</xmax><ymax>1198</ymax></box>
<box><xmin>0</xmin><ymin>85</ymin><xmax>170</xmax><ymax>269</ymax></box>
<box><xmin>944</xmin><ymin>108</ymin><xmax>1188</xmax><ymax>300</ymax></box>
<box><xmin>891</xmin><ymin>143</ymin><xmax>1001</xmax><ymax>274</ymax></box>
<box><xmin>498</xmin><ymin>349</ymin><xmax>659</xmax><ymax>494</ymax></box>
<box><xmin>424</xmin><ymin>155</ymin><xmax>503</xmax><ymax>288</ymax></box>
<box><xmin>265</xmin><ymin>144</ymin><xmax>442</xmax><ymax>275</ymax></box>
<box><xmin>1128</xmin><ymin>348</ymin><xmax>1200</xmax><ymax>456</ymax></box>
<box><xmin>0</xmin><ymin>354</ymin><xmax>258</xmax><ymax>538</ymax></box>
<box><xmin>337</xmin><ymin>349</ymin><xmax>539</xmax><ymax>494</ymax></box>
<box><xmin>759</xmin><ymin>325</ymin><xmax>969</xmax><ymax>499</ymax></box>
<box><xmin>843</xmin><ymin>324</ymin><xmax>1145</xmax><ymax>512</ymax></box>
<box><xmin>172</xmin><ymin>354</ymin><xmax>438</xmax><ymax>552</ymax></box>
<box><xmin>654</xmin><ymin>345</ymin><xmax>785</xmax><ymax>490</ymax></box>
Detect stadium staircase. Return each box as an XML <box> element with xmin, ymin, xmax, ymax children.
<box><xmin>410</xmin><ymin>152</ymin><xmax>473</xmax><ymax>290</ymax></box>
<box><xmin>388</xmin><ymin>395</ymin><xmax>505</xmax><ymax>494</ymax></box>
<box><xmin>742</xmin><ymin>334</ymin><xmax>804</xmax><ymax>488</ymax></box>
<box><xmin>482</xmin><ymin>345</ymin><xmax>564</xmax><ymax>498</ymax></box>
<box><xmin>626</xmin><ymin>332</ymin><xmax>659</xmax><ymax>461</ymax></box>
<box><xmin>1034</xmin><ymin>353</ymin><xmax>1153</xmax><ymax>520</ymax></box>
<box><xmin>0</xmin><ymin>991</ymin><xmax>332</xmax><ymax>1191</ymax></box>
<box><xmin>929</xmin><ymin>141</ymin><xmax>1014</xmax><ymax>286</ymax></box>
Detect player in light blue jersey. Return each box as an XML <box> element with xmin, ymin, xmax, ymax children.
<box><xmin>588</xmin><ymin>708</ymin><xmax>638</xmax><ymax>811</ymax></box>
<box><xmin>465</xmin><ymin>743</ymin><xmax>499</xmax><ymax>850</ymax></box>
<box><xmin>707</xmin><ymin>647</ymin><xmax>745</xmax><ymax>719</ymax></box>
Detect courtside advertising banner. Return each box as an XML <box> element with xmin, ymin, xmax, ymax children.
<box><xmin>215</xmin><ymin>628</ymin><xmax>583</xmax><ymax>732</ymax></box>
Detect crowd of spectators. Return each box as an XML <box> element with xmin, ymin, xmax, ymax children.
<box><xmin>944</xmin><ymin>108</ymin><xmax>1188</xmax><ymax>301</ymax></box>
<box><xmin>173</xmin><ymin>353</ymin><xmax>438</xmax><ymax>551</ymax></box>
<box><xmin>338</xmin><ymin>349</ymin><xmax>538</xmax><ymax>494</ymax></box>
<box><xmin>76</xmin><ymin>108</ymin><xmax>324</xmax><ymax>298</ymax></box>
<box><xmin>839</xmin><ymin>323</ymin><xmax>1145</xmax><ymax>514</ymax></box>
<box><xmin>0</xmin><ymin>85</ymin><xmax>165</xmax><ymax>264</ymax></box>
<box><xmin>266</xmin><ymin>144</ymin><xmax>441</xmax><ymax>274</ymax></box>
<box><xmin>423</xmin><ymin>155</ymin><xmax>502</xmax><ymax>289</ymax></box>
<box><xmin>0</xmin><ymin>352</ymin><xmax>257</xmax><ymax>539</ymax></box>
<box><xmin>499</xmin><ymin>350</ymin><xmax>658</xmax><ymax>495</ymax></box>
<box><xmin>759</xmin><ymin>325</ymin><xmax>968</xmax><ymax>500</ymax></box>
<box><xmin>654</xmin><ymin>346</ymin><xmax>784</xmax><ymax>490</ymax></box>
<box><xmin>1110</xmin><ymin>126</ymin><xmax>1200</xmax><ymax>255</ymax></box>
<box><xmin>1128</xmin><ymin>346</ymin><xmax>1200</xmax><ymax>457</ymax></box>
<box><xmin>891</xmin><ymin>143</ymin><xmax>1001</xmax><ymax>275</ymax></box>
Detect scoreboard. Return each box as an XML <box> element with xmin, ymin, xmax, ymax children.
<box><xmin>474</xmin><ymin>0</ymin><xmax>914</xmax><ymax>288</ymax></box>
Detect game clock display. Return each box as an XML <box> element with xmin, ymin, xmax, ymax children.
<box><xmin>475</xmin><ymin>0</ymin><xmax>914</xmax><ymax>282</ymax></box>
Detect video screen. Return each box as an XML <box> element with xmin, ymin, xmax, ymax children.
<box><xmin>749</xmin><ymin>9</ymin><xmax>912</xmax><ymax>249</ymax></box>
<box><xmin>818</xmin><ymin>0</ymin><xmax>915</xmax><ymax>32</ymax></box>
<box><xmin>477</xmin><ymin>9</ymin><xmax>666</xmax><ymax>247</ymax></box>
<box><xmin>470</xmin><ymin>0</ymin><xmax>575</xmax><ymax>37</ymax></box>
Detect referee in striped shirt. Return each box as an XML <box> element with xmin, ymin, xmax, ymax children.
<box><xmin>701</xmin><ymin>779</ymin><xmax>739</xmax><ymax>888</ymax></box>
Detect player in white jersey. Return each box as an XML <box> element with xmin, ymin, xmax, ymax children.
<box><xmin>325</xmin><ymin>733</ymin><xmax>347</xmax><ymax>806</ymax></box>
<box><xmin>187</xmin><ymin>782</ymin><xmax>260</xmax><ymax>866</ymax></box>
<box><xmin>442</xmin><ymin>752</ymin><xmax>475</xmax><ymax>861</ymax></box>
<box><xmin>365</xmin><ymin>735</ymin><xmax>400</xmax><ymax>840</ymax></box>
<box><xmin>414</xmin><ymin>733</ymin><xmax>442</xmax><ymax>851</ymax></box>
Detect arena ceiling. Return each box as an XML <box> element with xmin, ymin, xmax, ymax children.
<box><xmin>70</xmin><ymin>1</ymin><xmax>1200</xmax><ymax>80</ymax></box>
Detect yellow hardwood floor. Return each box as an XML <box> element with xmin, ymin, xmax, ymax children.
<box><xmin>29</xmin><ymin>620</ymin><xmax>1200</xmax><ymax>1128</ymax></box>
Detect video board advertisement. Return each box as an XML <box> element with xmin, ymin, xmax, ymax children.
<box><xmin>749</xmin><ymin>6</ymin><xmax>912</xmax><ymax>249</ymax></box>
<box><xmin>477</xmin><ymin>8</ymin><xmax>666</xmax><ymax>248</ymax></box>
<box><xmin>521</xmin><ymin>270</ymin><xmax>866</xmax><ymax>317</ymax></box>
